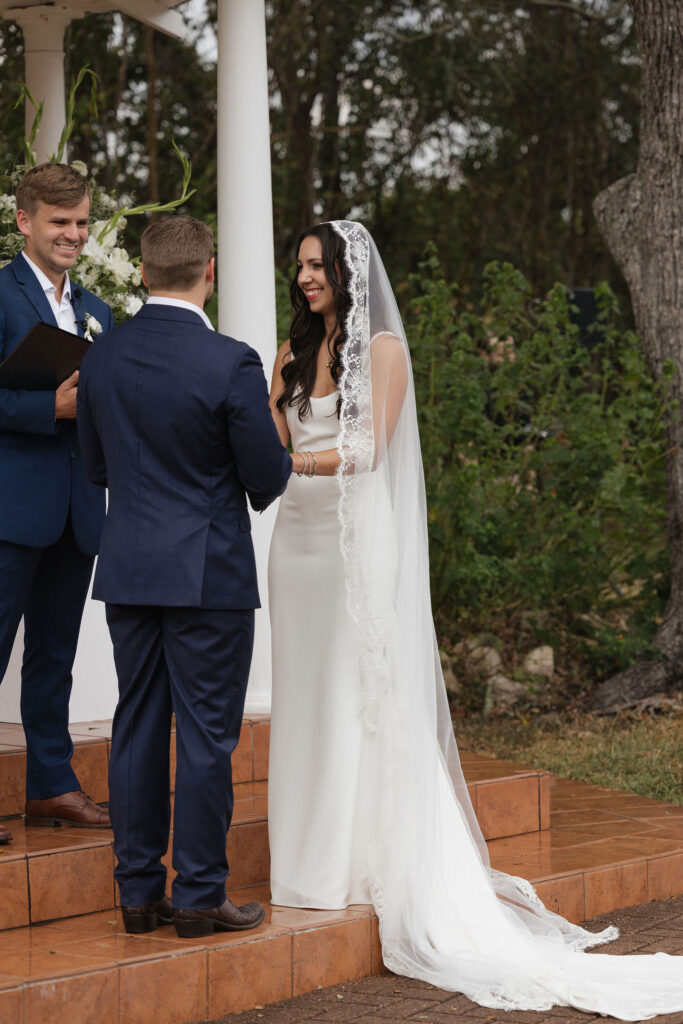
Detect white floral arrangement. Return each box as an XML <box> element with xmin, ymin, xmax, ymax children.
<box><xmin>71</xmin><ymin>162</ymin><xmax>146</xmax><ymax>323</ymax></box>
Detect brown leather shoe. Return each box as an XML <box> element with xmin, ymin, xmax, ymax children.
<box><xmin>0</xmin><ymin>822</ymin><xmax>13</xmax><ymax>844</ymax></box>
<box><xmin>122</xmin><ymin>895</ymin><xmax>173</xmax><ymax>934</ymax></box>
<box><xmin>25</xmin><ymin>791</ymin><xmax>111</xmax><ymax>829</ymax></box>
<box><xmin>174</xmin><ymin>897</ymin><xmax>265</xmax><ymax>937</ymax></box>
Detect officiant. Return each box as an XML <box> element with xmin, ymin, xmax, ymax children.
<box><xmin>0</xmin><ymin>162</ymin><xmax>113</xmax><ymax>840</ymax></box>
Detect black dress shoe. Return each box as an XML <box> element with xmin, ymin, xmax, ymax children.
<box><xmin>174</xmin><ymin>897</ymin><xmax>265</xmax><ymax>938</ymax></box>
<box><xmin>121</xmin><ymin>895</ymin><xmax>173</xmax><ymax>934</ymax></box>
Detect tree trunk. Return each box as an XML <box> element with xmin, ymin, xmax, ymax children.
<box><xmin>592</xmin><ymin>0</ymin><xmax>683</xmax><ymax>708</ymax></box>
<box><xmin>145</xmin><ymin>26</ymin><xmax>159</xmax><ymax>205</ymax></box>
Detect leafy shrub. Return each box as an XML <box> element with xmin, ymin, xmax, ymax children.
<box><xmin>405</xmin><ymin>251</ymin><xmax>671</xmax><ymax>684</ymax></box>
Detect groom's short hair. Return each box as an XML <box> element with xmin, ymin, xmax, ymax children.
<box><xmin>141</xmin><ymin>216</ymin><xmax>214</xmax><ymax>291</ymax></box>
<box><xmin>16</xmin><ymin>162</ymin><xmax>90</xmax><ymax>214</ymax></box>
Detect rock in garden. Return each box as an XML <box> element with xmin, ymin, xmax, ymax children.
<box><xmin>489</xmin><ymin>674</ymin><xmax>527</xmax><ymax>707</ymax></box>
<box><xmin>466</xmin><ymin>645</ymin><xmax>502</xmax><ymax>679</ymax></box>
<box><xmin>523</xmin><ymin>645</ymin><xmax>554</xmax><ymax>678</ymax></box>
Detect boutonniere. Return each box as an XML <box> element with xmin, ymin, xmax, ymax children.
<box><xmin>81</xmin><ymin>312</ymin><xmax>103</xmax><ymax>342</ymax></box>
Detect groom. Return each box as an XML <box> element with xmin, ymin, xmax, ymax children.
<box><xmin>77</xmin><ymin>215</ymin><xmax>291</xmax><ymax>935</ymax></box>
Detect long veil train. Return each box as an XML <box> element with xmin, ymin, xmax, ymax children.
<box><xmin>332</xmin><ymin>219</ymin><xmax>683</xmax><ymax>1020</ymax></box>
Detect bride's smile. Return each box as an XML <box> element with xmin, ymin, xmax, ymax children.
<box><xmin>297</xmin><ymin>234</ymin><xmax>335</xmax><ymax>318</ymax></box>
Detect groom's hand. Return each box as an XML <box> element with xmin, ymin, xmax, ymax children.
<box><xmin>55</xmin><ymin>370</ymin><xmax>79</xmax><ymax>420</ymax></box>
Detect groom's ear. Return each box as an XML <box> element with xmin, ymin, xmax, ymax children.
<box><xmin>206</xmin><ymin>257</ymin><xmax>215</xmax><ymax>284</ymax></box>
<box><xmin>141</xmin><ymin>263</ymin><xmax>149</xmax><ymax>289</ymax></box>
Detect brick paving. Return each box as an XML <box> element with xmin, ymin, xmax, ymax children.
<box><xmin>214</xmin><ymin>896</ymin><xmax>683</xmax><ymax>1024</ymax></box>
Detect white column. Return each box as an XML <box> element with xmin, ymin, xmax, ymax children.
<box><xmin>9</xmin><ymin>6</ymin><xmax>80</xmax><ymax>163</ymax></box>
<box><xmin>217</xmin><ymin>0</ymin><xmax>277</xmax><ymax>713</ymax></box>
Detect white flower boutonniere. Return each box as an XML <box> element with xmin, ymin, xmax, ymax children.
<box><xmin>82</xmin><ymin>312</ymin><xmax>103</xmax><ymax>342</ymax></box>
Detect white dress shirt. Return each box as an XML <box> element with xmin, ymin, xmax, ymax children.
<box><xmin>22</xmin><ymin>251</ymin><xmax>78</xmax><ymax>335</ymax></box>
<box><xmin>145</xmin><ymin>296</ymin><xmax>215</xmax><ymax>331</ymax></box>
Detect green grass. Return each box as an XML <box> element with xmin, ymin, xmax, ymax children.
<box><xmin>454</xmin><ymin>712</ymin><xmax>683</xmax><ymax>805</ymax></box>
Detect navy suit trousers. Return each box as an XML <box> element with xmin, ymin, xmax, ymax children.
<box><xmin>0</xmin><ymin>520</ymin><xmax>94</xmax><ymax>799</ymax></box>
<box><xmin>105</xmin><ymin>604</ymin><xmax>255</xmax><ymax>908</ymax></box>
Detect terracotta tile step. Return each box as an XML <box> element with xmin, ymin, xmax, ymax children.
<box><xmin>2</xmin><ymin>829</ymin><xmax>683</xmax><ymax>1024</ymax></box>
<box><xmin>0</xmin><ymin>783</ymin><xmax>269</xmax><ymax>930</ymax></box>
<box><xmin>0</xmin><ymin>771</ymin><xmax>680</xmax><ymax>1021</ymax></box>
<box><xmin>1</xmin><ymin>773</ymin><xmax>680</xmax><ymax>938</ymax></box>
<box><xmin>488</xmin><ymin>775</ymin><xmax>683</xmax><ymax>921</ymax></box>
<box><xmin>0</xmin><ymin>762</ymin><xmax>549</xmax><ymax>936</ymax></box>
<box><xmin>0</xmin><ymin>721</ymin><xmax>551</xmax><ymax>846</ymax></box>
<box><xmin>0</xmin><ymin>715</ymin><xmax>270</xmax><ymax>818</ymax></box>
<box><xmin>460</xmin><ymin>750</ymin><xmax>550</xmax><ymax>839</ymax></box>
<box><xmin>0</xmin><ymin>888</ymin><xmax>383</xmax><ymax>1024</ymax></box>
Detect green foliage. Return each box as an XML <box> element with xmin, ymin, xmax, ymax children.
<box><xmin>407</xmin><ymin>252</ymin><xmax>670</xmax><ymax>680</ymax></box>
<box><xmin>0</xmin><ymin>3</ymin><xmax>641</xmax><ymax>303</ymax></box>
<box><xmin>267</xmin><ymin>1</ymin><xmax>640</xmax><ymax>303</ymax></box>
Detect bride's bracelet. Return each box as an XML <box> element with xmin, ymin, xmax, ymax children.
<box><xmin>295</xmin><ymin>451</ymin><xmax>308</xmax><ymax>477</ymax></box>
<box><xmin>295</xmin><ymin>451</ymin><xmax>317</xmax><ymax>477</ymax></box>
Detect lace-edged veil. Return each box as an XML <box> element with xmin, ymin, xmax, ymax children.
<box><xmin>332</xmin><ymin>220</ymin><xmax>487</xmax><ymax>851</ymax></box>
<box><xmin>328</xmin><ymin>219</ymin><xmax>683</xmax><ymax>1018</ymax></box>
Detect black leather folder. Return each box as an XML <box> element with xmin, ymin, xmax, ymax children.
<box><xmin>0</xmin><ymin>322</ymin><xmax>91</xmax><ymax>390</ymax></box>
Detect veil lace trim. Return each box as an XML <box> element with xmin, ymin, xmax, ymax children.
<box><xmin>334</xmin><ymin>220</ymin><xmax>394</xmax><ymax>734</ymax></box>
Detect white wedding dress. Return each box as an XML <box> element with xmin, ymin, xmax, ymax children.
<box><xmin>269</xmin><ymin>390</ymin><xmax>376</xmax><ymax>909</ymax></box>
<box><xmin>267</xmin><ymin>221</ymin><xmax>683</xmax><ymax>1021</ymax></box>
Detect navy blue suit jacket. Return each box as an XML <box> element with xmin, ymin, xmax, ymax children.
<box><xmin>77</xmin><ymin>303</ymin><xmax>292</xmax><ymax>609</ymax></box>
<box><xmin>0</xmin><ymin>253</ymin><xmax>113</xmax><ymax>555</ymax></box>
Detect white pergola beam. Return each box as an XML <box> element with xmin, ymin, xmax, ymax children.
<box><xmin>2</xmin><ymin>1</ymin><xmax>186</xmax><ymax>40</ymax></box>
<box><xmin>112</xmin><ymin>0</ymin><xmax>185</xmax><ymax>39</ymax></box>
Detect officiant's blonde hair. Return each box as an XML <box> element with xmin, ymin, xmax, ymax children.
<box><xmin>141</xmin><ymin>216</ymin><xmax>214</xmax><ymax>291</ymax></box>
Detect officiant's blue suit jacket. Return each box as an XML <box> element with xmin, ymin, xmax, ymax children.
<box><xmin>0</xmin><ymin>253</ymin><xmax>113</xmax><ymax>555</ymax></box>
<box><xmin>77</xmin><ymin>303</ymin><xmax>291</xmax><ymax>609</ymax></box>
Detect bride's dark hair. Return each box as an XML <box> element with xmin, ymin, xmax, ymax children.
<box><xmin>276</xmin><ymin>223</ymin><xmax>351</xmax><ymax>419</ymax></box>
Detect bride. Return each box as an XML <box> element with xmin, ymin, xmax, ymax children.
<box><xmin>267</xmin><ymin>220</ymin><xmax>683</xmax><ymax>1020</ymax></box>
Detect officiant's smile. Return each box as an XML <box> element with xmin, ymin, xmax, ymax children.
<box><xmin>16</xmin><ymin>195</ymin><xmax>90</xmax><ymax>288</ymax></box>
